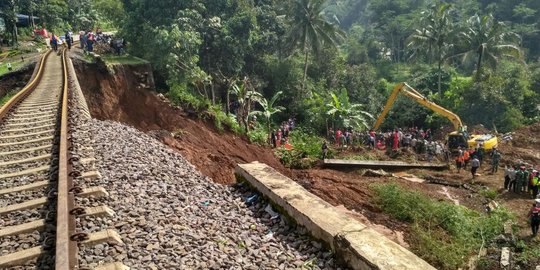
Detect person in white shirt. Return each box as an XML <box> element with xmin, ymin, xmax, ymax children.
<box><xmin>505</xmin><ymin>165</ymin><xmax>517</xmax><ymax>191</ymax></box>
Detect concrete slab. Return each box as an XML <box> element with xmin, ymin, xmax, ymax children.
<box><xmin>324</xmin><ymin>159</ymin><xmax>447</xmax><ymax>170</ymax></box>
<box><xmin>236</xmin><ymin>161</ymin><xmax>436</xmax><ymax>270</ymax></box>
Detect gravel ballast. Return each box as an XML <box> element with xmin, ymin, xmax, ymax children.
<box><xmin>73</xmin><ymin>118</ymin><xmax>343</xmax><ymax>269</ymax></box>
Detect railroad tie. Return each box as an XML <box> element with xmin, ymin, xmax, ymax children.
<box><xmin>0</xmin><ymin>197</ymin><xmax>48</xmax><ymax>215</ymax></box>
<box><xmin>0</xmin><ymin>180</ymin><xmax>49</xmax><ymax>195</ymax></box>
<box><xmin>0</xmin><ymin>246</ymin><xmax>43</xmax><ymax>267</ymax></box>
<box><xmin>94</xmin><ymin>262</ymin><xmax>130</xmax><ymax>270</ymax></box>
<box><xmin>0</xmin><ymin>219</ymin><xmax>46</xmax><ymax>237</ymax></box>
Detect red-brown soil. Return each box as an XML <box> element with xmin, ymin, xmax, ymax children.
<box><xmin>72</xmin><ymin>58</ymin><xmax>288</xmax><ymax>185</ymax></box>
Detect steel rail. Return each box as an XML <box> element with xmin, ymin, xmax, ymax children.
<box><xmin>0</xmin><ymin>50</ymin><xmax>51</xmax><ymax>121</ymax></box>
<box><xmin>55</xmin><ymin>48</ymin><xmax>76</xmax><ymax>269</ymax></box>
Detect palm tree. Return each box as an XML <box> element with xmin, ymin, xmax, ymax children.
<box><xmin>230</xmin><ymin>77</ymin><xmax>263</xmax><ymax>132</ymax></box>
<box><xmin>455</xmin><ymin>14</ymin><xmax>523</xmax><ymax>79</ymax></box>
<box><xmin>407</xmin><ymin>3</ymin><xmax>454</xmax><ymax>95</ymax></box>
<box><xmin>251</xmin><ymin>91</ymin><xmax>285</xmax><ymax>141</ymax></box>
<box><xmin>287</xmin><ymin>0</ymin><xmax>345</xmax><ymax>92</ymax></box>
<box><xmin>325</xmin><ymin>89</ymin><xmax>373</xmax><ymax>130</ymax></box>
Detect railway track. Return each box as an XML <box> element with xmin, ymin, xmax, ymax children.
<box><xmin>0</xmin><ymin>50</ymin><xmax>126</xmax><ymax>269</ymax></box>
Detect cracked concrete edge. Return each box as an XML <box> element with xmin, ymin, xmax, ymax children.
<box><xmin>235</xmin><ymin>161</ymin><xmax>436</xmax><ymax>270</ymax></box>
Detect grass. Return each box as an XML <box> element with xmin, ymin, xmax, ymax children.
<box><xmin>514</xmin><ymin>240</ymin><xmax>540</xmax><ymax>266</ymax></box>
<box><xmin>479</xmin><ymin>187</ymin><xmax>499</xmax><ymax>200</ymax></box>
<box><xmin>0</xmin><ymin>60</ymin><xmax>25</xmax><ymax>76</ymax></box>
<box><xmin>0</xmin><ymin>90</ymin><xmax>17</xmax><ymax>106</ymax></box>
<box><xmin>343</xmin><ymin>153</ymin><xmax>379</xmax><ymax>161</ymax></box>
<box><xmin>101</xmin><ymin>54</ymin><xmax>147</xmax><ymax>65</ymax></box>
<box><xmin>371</xmin><ymin>183</ymin><xmax>515</xmax><ymax>270</ymax></box>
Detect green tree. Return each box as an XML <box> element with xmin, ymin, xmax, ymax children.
<box><xmin>251</xmin><ymin>91</ymin><xmax>285</xmax><ymax>140</ymax></box>
<box><xmin>0</xmin><ymin>0</ymin><xmax>18</xmax><ymax>46</ymax></box>
<box><xmin>230</xmin><ymin>77</ymin><xmax>263</xmax><ymax>132</ymax></box>
<box><xmin>325</xmin><ymin>88</ymin><xmax>373</xmax><ymax>130</ymax></box>
<box><xmin>407</xmin><ymin>3</ymin><xmax>454</xmax><ymax>95</ymax></box>
<box><xmin>455</xmin><ymin>14</ymin><xmax>523</xmax><ymax>79</ymax></box>
<box><xmin>287</xmin><ymin>0</ymin><xmax>345</xmax><ymax>92</ymax></box>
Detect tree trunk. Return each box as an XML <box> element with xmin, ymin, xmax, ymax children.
<box><xmin>30</xmin><ymin>10</ymin><xmax>35</xmax><ymax>29</ymax></box>
<box><xmin>226</xmin><ymin>88</ymin><xmax>230</xmax><ymax>116</ymax></box>
<box><xmin>267</xmin><ymin>120</ymin><xmax>271</xmax><ymax>145</ymax></box>
<box><xmin>301</xmin><ymin>48</ymin><xmax>309</xmax><ymax>92</ymax></box>
<box><xmin>475</xmin><ymin>44</ymin><xmax>484</xmax><ymax>80</ymax></box>
<box><xmin>437</xmin><ymin>51</ymin><xmax>442</xmax><ymax>96</ymax></box>
<box><xmin>210</xmin><ymin>83</ymin><xmax>215</xmax><ymax>105</ymax></box>
<box><xmin>13</xmin><ymin>26</ymin><xmax>18</xmax><ymax>47</ymax></box>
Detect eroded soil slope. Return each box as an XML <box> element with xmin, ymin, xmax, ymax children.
<box><xmin>72</xmin><ymin>58</ymin><xmax>287</xmax><ymax>184</ymax></box>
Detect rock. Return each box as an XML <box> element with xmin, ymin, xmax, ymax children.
<box><xmin>68</xmin><ymin>106</ymin><xmax>340</xmax><ymax>268</ymax></box>
<box><xmin>363</xmin><ymin>169</ymin><xmax>390</xmax><ymax>177</ymax></box>
<box><xmin>500</xmin><ymin>247</ymin><xmax>510</xmax><ymax>268</ymax></box>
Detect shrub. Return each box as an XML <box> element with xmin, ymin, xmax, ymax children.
<box><xmin>479</xmin><ymin>188</ymin><xmax>498</xmax><ymax>200</ymax></box>
<box><xmin>371</xmin><ymin>183</ymin><xmax>515</xmax><ymax>270</ymax></box>
<box><xmin>247</xmin><ymin>127</ymin><xmax>268</xmax><ymax>145</ymax></box>
<box><xmin>167</xmin><ymin>83</ymin><xmax>242</xmax><ymax>134</ymax></box>
<box><xmin>274</xmin><ymin>128</ymin><xmax>333</xmax><ymax>168</ymax></box>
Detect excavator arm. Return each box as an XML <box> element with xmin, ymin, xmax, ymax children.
<box><xmin>373</xmin><ymin>83</ymin><xmax>464</xmax><ymax>131</ymax></box>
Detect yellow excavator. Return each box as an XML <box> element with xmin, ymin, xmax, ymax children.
<box><xmin>373</xmin><ymin>82</ymin><xmax>498</xmax><ymax>152</ymax></box>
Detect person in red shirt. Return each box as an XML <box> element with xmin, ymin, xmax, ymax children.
<box><xmin>392</xmin><ymin>130</ymin><xmax>399</xmax><ymax>150</ymax></box>
<box><xmin>529</xmin><ymin>202</ymin><xmax>540</xmax><ymax>236</ymax></box>
<box><xmin>276</xmin><ymin>129</ymin><xmax>282</xmax><ymax>147</ymax></box>
<box><xmin>335</xmin><ymin>129</ymin><xmax>342</xmax><ymax>146</ymax></box>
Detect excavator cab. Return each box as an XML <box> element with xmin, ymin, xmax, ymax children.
<box><xmin>447</xmin><ymin>132</ymin><xmax>468</xmax><ymax>152</ymax></box>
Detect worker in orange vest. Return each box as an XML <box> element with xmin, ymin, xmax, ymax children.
<box><xmin>455</xmin><ymin>154</ymin><xmax>464</xmax><ymax>173</ymax></box>
<box><xmin>463</xmin><ymin>149</ymin><xmax>470</xmax><ymax>169</ymax></box>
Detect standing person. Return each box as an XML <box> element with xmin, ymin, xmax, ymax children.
<box><xmin>463</xmin><ymin>149</ymin><xmax>470</xmax><ymax>170</ymax></box>
<box><xmin>335</xmin><ymin>129</ymin><xmax>342</xmax><ymax>147</ymax></box>
<box><xmin>516</xmin><ymin>165</ymin><xmax>529</xmax><ymax>193</ymax></box>
<box><xmin>50</xmin><ymin>33</ymin><xmax>58</xmax><ymax>52</ymax></box>
<box><xmin>270</xmin><ymin>130</ymin><xmax>277</xmax><ymax>148</ymax></box>
<box><xmin>65</xmin><ymin>30</ymin><xmax>73</xmax><ymax>50</ymax></box>
<box><xmin>471</xmin><ymin>156</ymin><xmax>480</xmax><ymax>179</ymax></box>
<box><xmin>491</xmin><ymin>148</ymin><xmax>501</xmax><ymax>173</ymax></box>
<box><xmin>6</xmin><ymin>62</ymin><xmax>12</xmax><ymax>71</ymax></box>
<box><xmin>86</xmin><ymin>31</ymin><xmax>95</xmax><ymax>53</ymax></box>
<box><xmin>321</xmin><ymin>141</ymin><xmax>328</xmax><ymax>160</ymax></box>
<box><xmin>456</xmin><ymin>154</ymin><xmax>464</xmax><ymax>173</ymax></box>
<box><xmin>528</xmin><ymin>202</ymin><xmax>540</xmax><ymax>236</ymax></box>
<box><xmin>477</xmin><ymin>144</ymin><xmax>485</xmax><ymax>165</ymax></box>
<box><xmin>504</xmin><ymin>165</ymin><xmax>516</xmax><ymax>190</ymax></box>
<box><xmin>392</xmin><ymin>129</ymin><xmax>399</xmax><ymax>150</ymax></box>
<box><xmin>79</xmin><ymin>30</ymin><xmax>86</xmax><ymax>49</ymax></box>
<box><xmin>531</xmin><ymin>171</ymin><xmax>539</xmax><ymax>199</ymax></box>
<box><xmin>276</xmin><ymin>129</ymin><xmax>282</xmax><ymax>148</ymax></box>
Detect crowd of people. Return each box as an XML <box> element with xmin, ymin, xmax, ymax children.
<box><xmin>324</xmin><ymin>126</ymin><xmax>450</xmax><ymax>162</ymax></box>
<box><xmin>79</xmin><ymin>28</ymin><xmax>126</xmax><ymax>55</ymax></box>
<box><xmin>454</xmin><ymin>145</ymin><xmax>501</xmax><ymax>179</ymax></box>
<box><xmin>269</xmin><ymin>118</ymin><xmax>296</xmax><ymax>148</ymax></box>
<box><xmin>504</xmin><ymin>163</ymin><xmax>540</xmax><ymax>198</ymax></box>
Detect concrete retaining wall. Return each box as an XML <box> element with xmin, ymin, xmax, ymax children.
<box><xmin>235</xmin><ymin>162</ymin><xmax>436</xmax><ymax>270</ymax></box>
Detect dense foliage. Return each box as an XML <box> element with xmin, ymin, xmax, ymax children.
<box><xmin>3</xmin><ymin>0</ymin><xmax>540</xmax><ymax>133</ymax></box>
